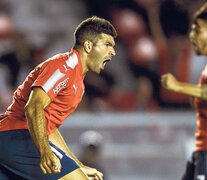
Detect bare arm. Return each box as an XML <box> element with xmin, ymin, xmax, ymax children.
<box><xmin>161</xmin><ymin>73</ymin><xmax>207</xmax><ymax>100</ymax></box>
<box><xmin>49</xmin><ymin>129</ymin><xmax>103</xmax><ymax>180</ymax></box>
<box><xmin>49</xmin><ymin>129</ymin><xmax>84</xmax><ymax>167</ymax></box>
<box><xmin>25</xmin><ymin>87</ymin><xmax>61</xmax><ymax>174</ymax></box>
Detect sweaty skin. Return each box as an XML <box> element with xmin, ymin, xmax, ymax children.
<box><xmin>24</xmin><ymin>32</ymin><xmax>115</xmax><ymax>180</ymax></box>
<box><xmin>81</xmin><ymin>33</ymin><xmax>116</xmax><ymax>75</ymax></box>
<box><xmin>25</xmin><ymin>87</ymin><xmax>103</xmax><ymax>180</ymax></box>
<box><xmin>25</xmin><ymin>87</ymin><xmax>61</xmax><ymax>174</ymax></box>
<box><xmin>24</xmin><ymin>37</ymin><xmax>115</xmax><ymax>178</ymax></box>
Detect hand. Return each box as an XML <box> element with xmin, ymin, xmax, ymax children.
<box><xmin>88</xmin><ymin>176</ymin><xmax>100</xmax><ymax>180</ymax></box>
<box><xmin>40</xmin><ymin>150</ymin><xmax>61</xmax><ymax>174</ymax></box>
<box><xmin>81</xmin><ymin>166</ymin><xmax>103</xmax><ymax>180</ymax></box>
<box><xmin>161</xmin><ymin>73</ymin><xmax>179</xmax><ymax>91</ymax></box>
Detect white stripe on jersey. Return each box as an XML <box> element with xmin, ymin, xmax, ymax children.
<box><xmin>65</xmin><ymin>52</ymin><xmax>78</xmax><ymax>69</ymax></box>
<box><xmin>42</xmin><ymin>68</ymin><xmax>65</xmax><ymax>93</ymax></box>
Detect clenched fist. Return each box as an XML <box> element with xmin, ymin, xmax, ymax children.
<box><xmin>161</xmin><ymin>73</ymin><xmax>180</xmax><ymax>92</ymax></box>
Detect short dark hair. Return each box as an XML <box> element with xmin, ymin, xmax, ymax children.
<box><xmin>194</xmin><ymin>3</ymin><xmax>207</xmax><ymax>21</ymax></box>
<box><xmin>73</xmin><ymin>16</ymin><xmax>117</xmax><ymax>48</ymax></box>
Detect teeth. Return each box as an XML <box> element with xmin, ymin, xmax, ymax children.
<box><xmin>101</xmin><ymin>62</ymin><xmax>106</xmax><ymax>69</ymax></box>
<box><xmin>101</xmin><ymin>59</ymin><xmax>111</xmax><ymax>70</ymax></box>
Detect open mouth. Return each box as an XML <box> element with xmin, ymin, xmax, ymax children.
<box><xmin>101</xmin><ymin>59</ymin><xmax>111</xmax><ymax>70</ymax></box>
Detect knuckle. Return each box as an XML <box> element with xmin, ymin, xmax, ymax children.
<box><xmin>46</xmin><ymin>160</ymin><xmax>51</xmax><ymax>164</ymax></box>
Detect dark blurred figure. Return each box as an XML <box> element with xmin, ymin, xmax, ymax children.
<box><xmin>136</xmin><ymin>0</ymin><xmax>193</xmax><ymax>108</ymax></box>
<box><xmin>0</xmin><ymin>32</ymin><xmax>33</xmax><ymax>89</ymax></box>
<box><xmin>0</xmin><ymin>14</ymin><xmax>15</xmax><ymax>112</ymax></box>
<box><xmin>84</xmin><ymin>71</ymin><xmax>115</xmax><ymax>111</ymax></box>
<box><xmin>109</xmin><ymin>76</ymin><xmax>160</xmax><ymax>112</ymax></box>
<box><xmin>0</xmin><ymin>13</ymin><xmax>45</xmax><ymax>112</ymax></box>
<box><xmin>109</xmin><ymin>2</ymin><xmax>161</xmax><ymax>110</ymax></box>
<box><xmin>79</xmin><ymin>131</ymin><xmax>108</xmax><ymax>179</ymax></box>
<box><xmin>0</xmin><ymin>30</ymin><xmax>39</xmax><ymax>112</ymax></box>
<box><xmin>134</xmin><ymin>76</ymin><xmax>160</xmax><ymax>112</ymax></box>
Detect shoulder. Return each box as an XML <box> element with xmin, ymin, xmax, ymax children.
<box><xmin>51</xmin><ymin>53</ymin><xmax>69</xmax><ymax>61</ymax></box>
<box><xmin>47</xmin><ymin>53</ymin><xmax>69</xmax><ymax>66</ymax></box>
<box><xmin>36</xmin><ymin>53</ymin><xmax>69</xmax><ymax>70</ymax></box>
<box><xmin>35</xmin><ymin>51</ymin><xmax>80</xmax><ymax>78</ymax></box>
<box><xmin>46</xmin><ymin>51</ymin><xmax>79</xmax><ymax>70</ymax></box>
<box><xmin>202</xmin><ymin>65</ymin><xmax>207</xmax><ymax>78</ymax></box>
<box><xmin>65</xmin><ymin>51</ymin><xmax>79</xmax><ymax>70</ymax></box>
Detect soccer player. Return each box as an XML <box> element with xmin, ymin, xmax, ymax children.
<box><xmin>0</xmin><ymin>16</ymin><xmax>117</xmax><ymax>180</ymax></box>
<box><xmin>161</xmin><ymin>3</ymin><xmax>207</xmax><ymax>180</ymax></box>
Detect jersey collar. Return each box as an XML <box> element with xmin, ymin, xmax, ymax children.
<box><xmin>71</xmin><ymin>49</ymin><xmax>84</xmax><ymax>79</ymax></box>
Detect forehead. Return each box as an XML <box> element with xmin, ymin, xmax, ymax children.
<box><xmin>96</xmin><ymin>33</ymin><xmax>115</xmax><ymax>46</ymax></box>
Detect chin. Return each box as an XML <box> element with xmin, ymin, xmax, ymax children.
<box><xmin>194</xmin><ymin>48</ymin><xmax>201</xmax><ymax>55</ymax></box>
<box><xmin>93</xmin><ymin>69</ymin><xmax>101</xmax><ymax>74</ymax></box>
<box><xmin>195</xmin><ymin>51</ymin><xmax>201</xmax><ymax>55</ymax></box>
<box><xmin>195</xmin><ymin>49</ymin><xmax>206</xmax><ymax>56</ymax></box>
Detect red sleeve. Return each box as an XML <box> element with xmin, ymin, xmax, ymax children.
<box><xmin>32</xmin><ymin>58</ymin><xmax>73</xmax><ymax>101</ymax></box>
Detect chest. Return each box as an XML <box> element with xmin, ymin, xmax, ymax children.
<box><xmin>53</xmin><ymin>78</ymin><xmax>85</xmax><ymax>111</ymax></box>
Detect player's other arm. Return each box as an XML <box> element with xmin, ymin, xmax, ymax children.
<box><xmin>161</xmin><ymin>73</ymin><xmax>207</xmax><ymax>100</ymax></box>
<box><xmin>49</xmin><ymin>129</ymin><xmax>84</xmax><ymax>167</ymax></box>
<box><xmin>49</xmin><ymin>129</ymin><xmax>103</xmax><ymax>179</ymax></box>
<box><xmin>25</xmin><ymin>87</ymin><xmax>61</xmax><ymax>174</ymax></box>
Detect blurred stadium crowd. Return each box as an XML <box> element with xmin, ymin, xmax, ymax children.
<box><xmin>0</xmin><ymin>0</ymin><xmax>206</xmax><ymax>113</ymax></box>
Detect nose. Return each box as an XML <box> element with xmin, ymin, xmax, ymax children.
<box><xmin>110</xmin><ymin>48</ymin><xmax>116</xmax><ymax>56</ymax></box>
<box><xmin>189</xmin><ymin>30</ymin><xmax>195</xmax><ymax>43</ymax></box>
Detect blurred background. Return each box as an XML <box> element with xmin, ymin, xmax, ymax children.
<box><xmin>0</xmin><ymin>0</ymin><xmax>206</xmax><ymax>179</ymax></box>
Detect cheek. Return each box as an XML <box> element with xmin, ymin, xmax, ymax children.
<box><xmin>93</xmin><ymin>48</ymin><xmax>106</xmax><ymax>61</ymax></box>
<box><xmin>91</xmin><ymin>47</ymin><xmax>101</xmax><ymax>59</ymax></box>
<box><xmin>189</xmin><ymin>31</ymin><xmax>195</xmax><ymax>42</ymax></box>
<box><xmin>199</xmin><ymin>37</ymin><xmax>207</xmax><ymax>49</ymax></box>
<box><xmin>200</xmin><ymin>31</ymin><xmax>207</xmax><ymax>43</ymax></box>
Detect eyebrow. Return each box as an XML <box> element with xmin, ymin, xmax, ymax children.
<box><xmin>107</xmin><ymin>39</ymin><xmax>115</xmax><ymax>47</ymax></box>
<box><xmin>107</xmin><ymin>41</ymin><xmax>114</xmax><ymax>46</ymax></box>
<box><xmin>192</xmin><ymin>19</ymin><xmax>199</xmax><ymax>26</ymax></box>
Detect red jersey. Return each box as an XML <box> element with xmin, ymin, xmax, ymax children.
<box><xmin>0</xmin><ymin>49</ymin><xmax>85</xmax><ymax>136</ymax></box>
<box><xmin>195</xmin><ymin>65</ymin><xmax>207</xmax><ymax>151</ymax></box>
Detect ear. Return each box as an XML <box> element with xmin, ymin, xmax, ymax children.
<box><xmin>83</xmin><ymin>40</ymin><xmax>93</xmax><ymax>53</ymax></box>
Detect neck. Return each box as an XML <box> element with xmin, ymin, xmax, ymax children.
<box><xmin>74</xmin><ymin>47</ymin><xmax>89</xmax><ymax>77</ymax></box>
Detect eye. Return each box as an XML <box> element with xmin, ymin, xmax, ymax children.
<box><xmin>105</xmin><ymin>43</ymin><xmax>111</xmax><ymax>47</ymax></box>
<box><xmin>192</xmin><ymin>23</ymin><xmax>200</xmax><ymax>33</ymax></box>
